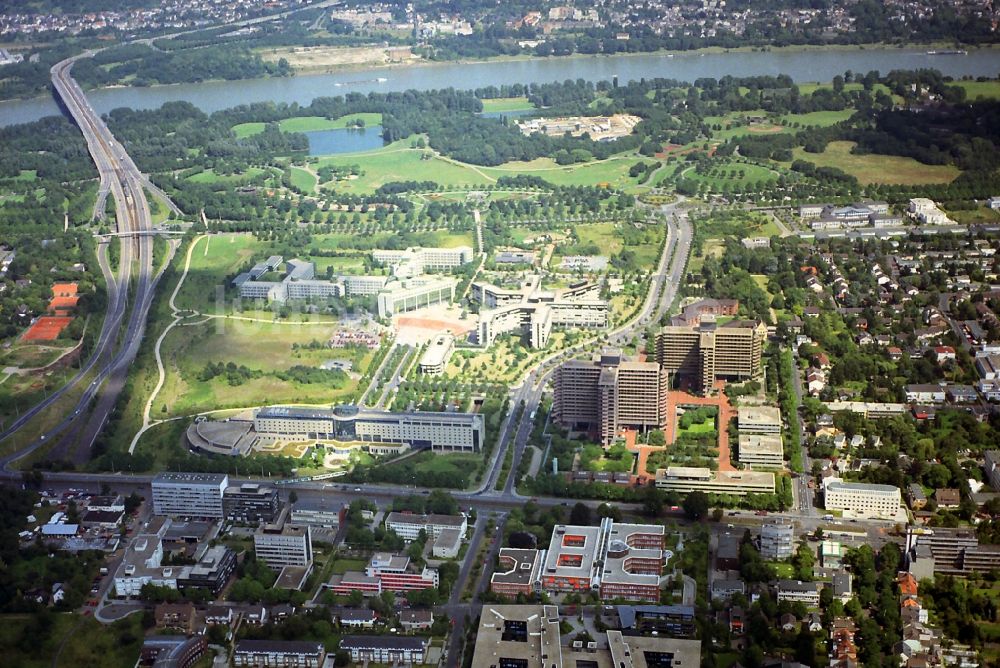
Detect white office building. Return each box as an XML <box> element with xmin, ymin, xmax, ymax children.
<box><xmin>373</xmin><ymin>246</ymin><xmax>473</xmax><ymax>278</ymax></box>
<box><xmin>824</xmin><ymin>478</ymin><xmax>902</xmax><ymax>519</ymax></box>
<box><xmin>151</xmin><ymin>473</ymin><xmax>228</xmax><ymax>518</ymax></box>
<box><xmin>254</xmin><ymin>405</ymin><xmax>484</xmax><ymax>453</ymax></box>
<box><xmin>737</xmin><ymin>406</ymin><xmax>782</xmax><ymax>434</ymax></box>
<box><xmin>738</xmin><ymin>434</ymin><xmax>784</xmax><ymax>467</ymax></box>
<box><xmin>384</xmin><ymin>512</ymin><xmax>468</xmax><ymax>542</ymax></box>
<box><xmin>254</xmin><ymin>519</ymin><xmax>313</xmax><ymax>570</ymax></box>
<box><xmin>418</xmin><ymin>334</ymin><xmax>454</xmax><ymax>375</ymax></box>
<box><xmin>377</xmin><ymin>276</ymin><xmax>457</xmax><ymax>318</ymax></box>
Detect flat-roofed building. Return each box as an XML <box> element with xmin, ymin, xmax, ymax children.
<box><xmin>233</xmin><ymin>640</ymin><xmax>325</xmax><ymax>668</ymax></box>
<box><xmin>254</xmin><ymin>404</ymin><xmax>484</xmax><ymax>453</ymax></box>
<box><xmin>289</xmin><ymin>505</ymin><xmax>344</xmax><ymax>529</ymax></box>
<box><xmin>655</xmin><ymin>466</ymin><xmax>776</xmax><ymax>496</ymax></box>
<box><xmin>824</xmin><ymin>478</ymin><xmax>901</xmax><ymax>519</ymax></box>
<box><xmin>140</xmin><ymin>636</ymin><xmax>207</xmax><ymax>668</ymax></box>
<box><xmin>759</xmin><ymin>518</ymin><xmax>794</xmax><ymax>560</ymax></box>
<box><xmin>540</xmin><ymin>518</ymin><xmax>665</xmax><ymax>602</ymax></box>
<box><xmin>470</xmin><ymin>605</ymin><xmax>701</xmax><ymax>668</ymax></box>
<box><xmin>656</xmin><ymin>316</ymin><xmax>767</xmax><ymax>390</ymax></box>
<box><xmin>223</xmin><ymin>483</ymin><xmax>280</xmax><ymax>524</ymax></box>
<box><xmin>373</xmin><ymin>246</ymin><xmax>473</xmax><ymax>277</ymax></box>
<box><xmin>385</xmin><ymin>512</ymin><xmax>467</xmax><ymax>541</ymax></box>
<box><xmin>376</xmin><ymin>276</ymin><xmax>457</xmax><ymax>318</ymax></box>
<box><xmin>738</xmin><ymin>406</ymin><xmax>782</xmax><ymax>434</ymax></box>
<box><xmin>490</xmin><ymin>548</ymin><xmax>543</xmax><ymax>599</ymax></box>
<box><xmin>418</xmin><ymin>333</ymin><xmax>454</xmax><ymax>375</ymax></box>
<box><xmin>175</xmin><ymin>545</ymin><xmax>237</xmax><ymax>595</ymax></box>
<box><xmin>552</xmin><ymin>350</ymin><xmax>669</xmax><ymax>445</ymax></box>
<box><xmin>152</xmin><ymin>473</ymin><xmax>228</xmax><ymax>518</ymax></box>
<box><xmin>432</xmin><ymin>527</ymin><xmax>463</xmax><ymax>558</ymax></box>
<box><xmin>253</xmin><ymin>511</ymin><xmax>313</xmax><ymax>570</ymax></box>
<box><xmin>738</xmin><ymin>433</ymin><xmax>784</xmax><ymax>466</ymax></box>
<box><xmin>613</xmin><ymin>604</ymin><xmax>697</xmax><ymax>637</ymax></box>
<box><xmin>985</xmin><ymin>450</ymin><xmax>1000</xmax><ymax>490</ymax></box>
<box><xmin>775</xmin><ymin>579</ymin><xmax>822</xmax><ymax>605</ymax></box>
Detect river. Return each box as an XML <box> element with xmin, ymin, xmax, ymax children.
<box><xmin>2</xmin><ymin>47</ymin><xmax>999</xmax><ymax>127</ymax></box>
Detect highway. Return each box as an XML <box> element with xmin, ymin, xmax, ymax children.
<box><xmin>0</xmin><ymin>55</ymin><xmax>172</xmax><ymax>468</ymax></box>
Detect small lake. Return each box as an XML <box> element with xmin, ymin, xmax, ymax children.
<box><xmin>304</xmin><ymin>126</ymin><xmax>383</xmax><ymax>155</ymax></box>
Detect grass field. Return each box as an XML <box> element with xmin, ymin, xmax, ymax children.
<box><xmin>480</xmin><ymin>156</ymin><xmax>650</xmax><ymax>189</ymax></box>
<box><xmin>680</xmin><ymin>159</ymin><xmax>780</xmax><ymax>191</ymax></box>
<box><xmin>575</xmin><ymin>222</ymin><xmax>622</xmax><ymax>255</ymax></box>
<box><xmin>289</xmin><ymin>166</ymin><xmax>317</xmax><ymax>193</ymax></box>
<box><xmin>481</xmin><ymin>97</ymin><xmax>534</xmax><ymax>113</ymax></box>
<box><xmin>950</xmin><ymin>80</ymin><xmax>1000</xmax><ymax>100</ymax></box>
<box><xmin>687</xmin><ymin>238</ymin><xmax>725</xmax><ymax>274</ymax></box>
<box><xmin>780</xmin><ymin>110</ymin><xmax>854</xmax><ymax>126</ymax></box>
<box><xmin>232</xmin><ymin>113</ymin><xmax>383</xmax><ymax>137</ymax></box>
<box><xmin>187</xmin><ymin>167</ymin><xmax>268</xmax><ymax>184</ymax></box>
<box><xmin>0</xmin><ymin>612</ymin><xmax>144</xmax><ymax>668</ymax></box>
<box><xmin>316</xmin><ymin>140</ymin><xmax>493</xmax><ymax>195</ymax></box>
<box><xmin>790</xmin><ymin>141</ymin><xmax>960</xmax><ymax>185</ymax></box>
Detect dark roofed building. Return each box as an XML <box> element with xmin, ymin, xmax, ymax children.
<box><xmin>340</xmin><ymin>635</ymin><xmax>429</xmax><ymax>665</ymax></box>
<box><xmin>232</xmin><ymin>640</ymin><xmax>325</xmax><ymax>667</ymax></box>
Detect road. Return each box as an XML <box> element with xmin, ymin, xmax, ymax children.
<box><xmin>789</xmin><ymin>345</ymin><xmax>816</xmax><ymax>516</ymax></box>
<box><xmin>0</xmin><ymin>54</ymin><xmax>173</xmax><ymax>468</ymax></box>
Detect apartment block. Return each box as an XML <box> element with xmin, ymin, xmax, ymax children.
<box><xmin>254</xmin><ymin>404</ymin><xmax>484</xmax><ymax>453</ymax></box>
<box><xmin>151</xmin><ymin>473</ymin><xmax>228</xmax><ymax>518</ymax></box>
<box><xmin>340</xmin><ymin>636</ymin><xmax>429</xmax><ymax>666</ymax></box>
<box><xmin>325</xmin><ymin>553</ymin><xmax>439</xmax><ymax>596</ymax></box>
<box><xmin>232</xmin><ymin>640</ymin><xmax>325</xmax><ymax>668</ymax></box>
<box><xmin>553</xmin><ymin>349</ymin><xmax>669</xmax><ymax>445</ymax></box>
<box><xmin>656</xmin><ymin>316</ymin><xmax>767</xmax><ymax>390</ymax></box>
<box><xmin>824</xmin><ymin>478</ymin><xmax>902</xmax><ymax>519</ymax></box>
<box><xmin>759</xmin><ymin>518</ymin><xmax>794</xmax><ymax>560</ymax></box>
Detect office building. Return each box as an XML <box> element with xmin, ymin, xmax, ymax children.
<box><xmin>656</xmin><ymin>316</ymin><xmax>767</xmax><ymax>390</ymax></box>
<box><xmin>289</xmin><ymin>505</ymin><xmax>344</xmax><ymax>529</ymax></box>
<box><xmin>905</xmin><ymin>527</ymin><xmax>1000</xmax><ymax>577</ymax></box>
<box><xmin>254</xmin><ymin>404</ymin><xmax>484</xmax><ymax>453</ymax></box>
<box><xmin>175</xmin><ymin>545</ymin><xmax>237</xmax><ymax>595</ymax></box>
<box><xmin>552</xmin><ymin>350</ymin><xmax>669</xmax><ymax>445</ymax></box>
<box><xmin>432</xmin><ymin>527</ymin><xmax>463</xmax><ymax>558</ymax></box>
<box><xmin>340</xmin><ymin>636</ymin><xmax>429</xmax><ymax>665</ymax></box>
<box><xmin>490</xmin><ymin>548</ymin><xmax>544</xmax><ymax>599</ymax></box>
<box><xmin>473</xmin><ymin>278</ymin><xmax>609</xmax><ymax>349</ymax></box>
<box><xmin>140</xmin><ymin>636</ymin><xmax>207</xmax><ymax>668</ymax></box>
<box><xmin>738</xmin><ymin>406</ymin><xmax>782</xmax><ymax>434</ymax></box>
<box><xmin>384</xmin><ymin>512</ymin><xmax>467</xmax><ymax>541</ymax></box>
<box><xmin>417</xmin><ymin>333</ymin><xmax>454</xmax><ymax>375</ymax></box>
<box><xmin>654</xmin><ymin>466</ymin><xmax>776</xmax><ymax>496</ymax></box>
<box><xmin>233</xmin><ymin>640</ymin><xmax>325</xmax><ymax>668</ymax></box>
<box><xmin>985</xmin><ymin>450</ymin><xmax>1000</xmax><ymax>491</ymax></box>
<box><xmin>372</xmin><ymin>246</ymin><xmax>473</xmax><ymax>278</ymax></box>
<box><xmin>540</xmin><ymin>518</ymin><xmax>665</xmax><ymax>602</ymax></box>
<box><xmin>253</xmin><ymin>512</ymin><xmax>313</xmax><ymax>570</ymax></box>
<box><xmin>151</xmin><ymin>473</ymin><xmax>227</xmax><ymax>518</ymax></box>
<box><xmin>376</xmin><ymin>276</ymin><xmax>457</xmax><ymax>318</ymax></box>
<box><xmin>738</xmin><ymin>433</ymin><xmax>784</xmax><ymax>466</ymax></box>
<box><xmin>470</xmin><ymin>605</ymin><xmax>701</xmax><ymax>668</ymax></box>
<box><xmin>613</xmin><ymin>604</ymin><xmax>697</xmax><ymax>637</ymax></box>
<box><xmin>223</xmin><ymin>483</ymin><xmax>280</xmax><ymax>524</ymax></box>
<box><xmin>759</xmin><ymin>518</ymin><xmax>794</xmax><ymax>560</ymax></box>
<box><xmin>823</xmin><ymin>478</ymin><xmax>901</xmax><ymax>519</ymax></box>
<box><xmin>325</xmin><ymin>553</ymin><xmax>439</xmax><ymax>595</ymax></box>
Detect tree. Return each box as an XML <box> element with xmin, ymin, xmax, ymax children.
<box><xmin>570</xmin><ymin>502</ymin><xmax>592</xmax><ymax>525</ymax></box>
<box><xmin>288</xmin><ymin>490</ymin><xmax>298</xmax><ymax>505</ymax></box>
<box><xmin>682</xmin><ymin>491</ymin><xmax>709</xmax><ymax>521</ymax></box>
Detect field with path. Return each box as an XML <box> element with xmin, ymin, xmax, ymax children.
<box><xmin>481</xmin><ymin>97</ymin><xmax>534</xmax><ymax>113</ymax></box>
<box><xmin>790</xmin><ymin>141</ymin><xmax>960</xmax><ymax>185</ymax></box>
<box><xmin>232</xmin><ymin>113</ymin><xmax>383</xmax><ymax>138</ymax></box>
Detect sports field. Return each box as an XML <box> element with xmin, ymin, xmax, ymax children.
<box><xmin>22</xmin><ymin>316</ymin><xmax>73</xmax><ymax>341</ymax></box>
<box><xmin>791</xmin><ymin>141</ymin><xmax>960</xmax><ymax>185</ymax></box>
<box><xmin>481</xmin><ymin>97</ymin><xmax>534</xmax><ymax>113</ymax></box>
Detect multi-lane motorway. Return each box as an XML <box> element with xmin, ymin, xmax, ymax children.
<box><xmin>0</xmin><ymin>56</ymin><xmax>172</xmax><ymax>468</ymax></box>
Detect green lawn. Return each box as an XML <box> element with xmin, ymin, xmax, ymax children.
<box><xmin>480</xmin><ymin>156</ymin><xmax>650</xmax><ymax>189</ymax></box>
<box><xmin>187</xmin><ymin>167</ymin><xmax>268</xmax><ymax>184</ymax></box>
<box><xmin>289</xmin><ymin>166</ymin><xmax>317</xmax><ymax>193</ymax></box>
<box><xmin>328</xmin><ymin>558</ymin><xmax>368</xmax><ymax>574</ymax></box>
<box><xmin>950</xmin><ymin>80</ymin><xmax>1000</xmax><ymax>101</ymax></box>
<box><xmin>780</xmin><ymin>110</ymin><xmax>854</xmax><ymax>126</ymax></box>
<box><xmin>232</xmin><ymin>113</ymin><xmax>384</xmax><ymax>137</ymax></box>
<box><xmin>680</xmin><ymin>158</ymin><xmax>780</xmax><ymax>191</ymax></box>
<box><xmin>790</xmin><ymin>141</ymin><xmax>960</xmax><ymax>186</ymax></box>
<box><xmin>316</xmin><ymin>140</ymin><xmax>492</xmax><ymax>195</ymax></box>
<box><xmin>13</xmin><ymin>169</ymin><xmax>38</xmax><ymax>181</ymax></box>
<box><xmin>575</xmin><ymin>222</ymin><xmax>622</xmax><ymax>255</ymax></box>
<box><xmin>481</xmin><ymin>97</ymin><xmax>534</xmax><ymax>113</ymax></box>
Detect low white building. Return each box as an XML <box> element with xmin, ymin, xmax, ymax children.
<box><xmin>418</xmin><ymin>334</ymin><xmax>454</xmax><ymax>375</ymax></box>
